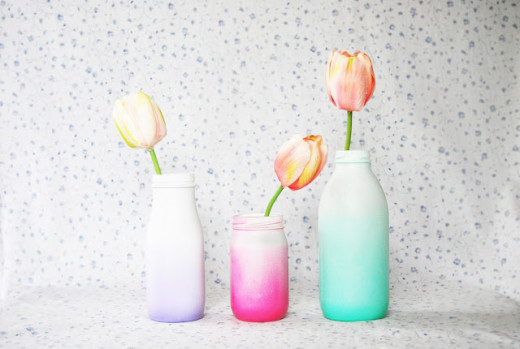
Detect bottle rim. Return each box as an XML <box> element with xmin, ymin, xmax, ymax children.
<box><xmin>335</xmin><ymin>150</ymin><xmax>370</xmax><ymax>163</ymax></box>
<box><xmin>152</xmin><ymin>172</ymin><xmax>195</xmax><ymax>188</ymax></box>
<box><xmin>232</xmin><ymin>213</ymin><xmax>284</xmax><ymax>231</ymax></box>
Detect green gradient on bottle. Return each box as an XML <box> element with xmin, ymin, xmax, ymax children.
<box><xmin>319</xmin><ymin>215</ymin><xmax>388</xmax><ymax>321</ymax></box>
<box><xmin>318</xmin><ymin>150</ymin><xmax>389</xmax><ymax>322</ymax></box>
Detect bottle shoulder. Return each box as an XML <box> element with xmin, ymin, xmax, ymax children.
<box><xmin>320</xmin><ymin>167</ymin><xmax>388</xmax><ymax>215</ymax></box>
<box><xmin>324</xmin><ymin>167</ymin><xmax>382</xmax><ymax>190</ymax></box>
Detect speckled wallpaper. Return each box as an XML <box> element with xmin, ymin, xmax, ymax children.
<box><xmin>0</xmin><ymin>0</ymin><xmax>519</xmax><ymax>347</ymax></box>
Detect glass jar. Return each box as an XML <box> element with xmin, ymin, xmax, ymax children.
<box><xmin>145</xmin><ymin>173</ymin><xmax>205</xmax><ymax>322</ymax></box>
<box><xmin>230</xmin><ymin>214</ymin><xmax>288</xmax><ymax>322</ymax></box>
<box><xmin>318</xmin><ymin>150</ymin><xmax>389</xmax><ymax>321</ymax></box>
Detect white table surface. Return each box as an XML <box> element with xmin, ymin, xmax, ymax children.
<box><xmin>1</xmin><ymin>281</ymin><xmax>518</xmax><ymax>348</ymax></box>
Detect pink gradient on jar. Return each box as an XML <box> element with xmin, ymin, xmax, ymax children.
<box><xmin>230</xmin><ymin>214</ymin><xmax>289</xmax><ymax>322</ymax></box>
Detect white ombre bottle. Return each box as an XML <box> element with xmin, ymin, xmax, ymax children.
<box><xmin>145</xmin><ymin>173</ymin><xmax>205</xmax><ymax>322</ymax></box>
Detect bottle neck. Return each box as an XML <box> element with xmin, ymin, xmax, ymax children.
<box><xmin>152</xmin><ymin>173</ymin><xmax>195</xmax><ymax>187</ymax></box>
<box><xmin>335</xmin><ymin>150</ymin><xmax>370</xmax><ymax>163</ymax></box>
<box><xmin>335</xmin><ymin>161</ymin><xmax>371</xmax><ymax>168</ymax></box>
<box><xmin>334</xmin><ymin>150</ymin><xmax>372</xmax><ymax>171</ymax></box>
<box><xmin>151</xmin><ymin>173</ymin><xmax>196</xmax><ymax>205</ymax></box>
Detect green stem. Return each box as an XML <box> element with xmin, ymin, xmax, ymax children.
<box><xmin>345</xmin><ymin>110</ymin><xmax>353</xmax><ymax>150</ymax></box>
<box><xmin>265</xmin><ymin>185</ymin><xmax>284</xmax><ymax>217</ymax></box>
<box><xmin>149</xmin><ymin>148</ymin><xmax>162</xmax><ymax>175</ymax></box>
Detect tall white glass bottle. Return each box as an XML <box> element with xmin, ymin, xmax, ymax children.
<box><xmin>145</xmin><ymin>173</ymin><xmax>205</xmax><ymax>322</ymax></box>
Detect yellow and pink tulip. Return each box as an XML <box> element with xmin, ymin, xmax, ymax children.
<box><xmin>265</xmin><ymin>135</ymin><xmax>328</xmax><ymax>216</ymax></box>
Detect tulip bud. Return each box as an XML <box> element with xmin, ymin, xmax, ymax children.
<box><xmin>113</xmin><ymin>91</ymin><xmax>167</xmax><ymax>149</ymax></box>
<box><xmin>326</xmin><ymin>50</ymin><xmax>375</xmax><ymax>112</ymax></box>
<box><xmin>274</xmin><ymin>134</ymin><xmax>328</xmax><ymax>191</ymax></box>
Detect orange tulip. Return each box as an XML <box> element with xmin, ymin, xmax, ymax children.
<box><xmin>326</xmin><ymin>50</ymin><xmax>375</xmax><ymax>112</ymax></box>
<box><xmin>274</xmin><ymin>134</ymin><xmax>328</xmax><ymax>191</ymax></box>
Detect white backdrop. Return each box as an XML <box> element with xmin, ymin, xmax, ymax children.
<box><xmin>0</xmin><ymin>0</ymin><xmax>519</xmax><ymax>347</ymax></box>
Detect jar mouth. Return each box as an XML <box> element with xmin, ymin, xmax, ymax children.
<box><xmin>232</xmin><ymin>213</ymin><xmax>284</xmax><ymax>231</ymax></box>
<box><xmin>152</xmin><ymin>172</ymin><xmax>195</xmax><ymax>188</ymax></box>
<box><xmin>335</xmin><ymin>150</ymin><xmax>370</xmax><ymax>163</ymax></box>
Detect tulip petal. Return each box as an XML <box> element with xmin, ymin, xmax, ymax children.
<box><xmin>274</xmin><ymin>135</ymin><xmax>311</xmax><ymax>188</ymax></box>
<box><xmin>119</xmin><ymin>94</ymin><xmax>146</xmax><ymax>146</ymax></box>
<box><xmin>136</xmin><ymin>92</ymin><xmax>160</xmax><ymax>148</ymax></box>
<box><xmin>326</xmin><ymin>50</ymin><xmax>350</xmax><ymax>106</ymax></box>
<box><xmin>325</xmin><ymin>51</ymin><xmax>335</xmax><ymax>105</ymax></box>
<box><xmin>147</xmin><ymin>93</ymin><xmax>167</xmax><ymax>141</ymax></box>
<box><xmin>288</xmin><ymin>143</ymin><xmax>320</xmax><ymax>190</ymax></box>
<box><xmin>115</xmin><ymin>122</ymin><xmax>137</xmax><ymax>148</ymax></box>
<box><xmin>355</xmin><ymin>52</ymin><xmax>376</xmax><ymax>105</ymax></box>
<box><xmin>330</xmin><ymin>57</ymin><xmax>352</xmax><ymax>110</ymax></box>
<box><xmin>306</xmin><ymin>143</ymin><xmax>328</xmax><ymax>186</ymax></box>
<box><xmin>113</xmin><ymin>99</ymin><xmax>140</xmax><ymax>147</ymax></box>
<box><xmin>120</xmin><ymin>94</ymin><xmax>142</xmax><ymax>140</ymax></box>
<box><xmin>288</xmin><ymin>136</ymin><xmax>327</xmax><ymax>190</ymax></box>
<box><xmin>339</xmin><ymin>58</ymin><xmax>367</xmax><ymax>111</ymax></box>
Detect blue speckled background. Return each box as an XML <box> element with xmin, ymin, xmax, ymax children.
<box><xmin>0</xmin><ymin>0</ymin><xmax>519</xmax><ymax>347</ymax></box>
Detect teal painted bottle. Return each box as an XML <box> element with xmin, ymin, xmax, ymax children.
<box><xmin>318</xmin><ymin>150</ymin><xmax>389</xmax><ymax>321</ymax></box>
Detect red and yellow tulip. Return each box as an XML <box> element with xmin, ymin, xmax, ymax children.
<box><xmin>326</xmin><ymin>50</ymin><xmax>375</xmax><ymax>112</ymax></box>
<box><xmin>326</xmin><ymin>50</ymin><xmax>375</xmax><ymax>150</ymax></box>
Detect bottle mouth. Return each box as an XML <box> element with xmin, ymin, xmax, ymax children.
<box><xmin>335</xmin><ymin>150</ymin><xmax>370</xmax><ymax>163</ymax></box>
<box><xmin>232</xmin><ymin>213</ymin><xmax>284</xmax><ymax>231</ymax></box>
<box><xmin>152</xmin><ymin>172</ymin><xmax>195</xmax><ymax>188</ymax></box>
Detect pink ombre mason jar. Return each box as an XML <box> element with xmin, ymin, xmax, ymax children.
<box><xmin>230</xmin><ymin>214</ymin><xmax>288</xmax><ymax>322</ymax></box>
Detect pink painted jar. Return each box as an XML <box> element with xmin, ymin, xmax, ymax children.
<box><xmin>230</xmin><ymin>214</ymin><xmax>288</xmax><ymax>322</ymax></box>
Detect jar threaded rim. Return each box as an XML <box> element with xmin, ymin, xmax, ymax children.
<box><xmin>232</xmin><ymin>214</ymin><xmax>284</xmax><ymax>231</ymax></box>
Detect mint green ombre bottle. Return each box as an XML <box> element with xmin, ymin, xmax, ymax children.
<box><xmin>318</xmin><ymin>150</ymin><xmax>389</xmax><ymax>321</ymax></box>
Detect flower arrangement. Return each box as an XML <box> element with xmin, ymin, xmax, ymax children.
<box><xmin>112</xmin><ymin>91</ymin><xmax>167</xmax><ymax>174</ymax></box>
<box><xmin>325</xmin><ymin>50</ymin><xmax>375</xmax><ymax>150</ymax></box>
<box><xmin>264</xmin><ymin>134</ymin><xmax>328</xmax><ymax>216</ymax></box>
<box><xmin>319</xmin><ymin>50</ymin><xmax>389</xmax><ymax>323</ymax></box>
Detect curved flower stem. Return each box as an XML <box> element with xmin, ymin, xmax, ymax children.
<box><xmin>345</xmin><ymin>111</ymin><xmax>353</xmax><ymax>151</ymax></box>
<box><xmin>265</xmin><ymin>185</ymin><xmax>284</xmax><ymax>217</ymax></box>
<box><xmin>149</xmin><ymin>148</ymin><xmax>162</xmax><ymax>175</ymax></box>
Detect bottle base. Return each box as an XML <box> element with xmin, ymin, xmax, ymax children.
<box><xmin>322</xmin><ymin>313</ymin><xmax>387</xmax><ymax>322</ymax></box>
<box><xmin>321</xmin><ymin>304</ymin><xmax>387</xmax><ymax>322</ymax></box>
<box><xmin>232</xmin><ymin>311</ymin><xmax>287</xmax><ymax>323</ymax></box>
<box><xmin>231</xmin><ymin>305</ymin><xmax>288</xmax><ymax>322</ymax></box>
<box><xmin>148</xmin><ymin>311</ymin><xmax>204</xmax><ymax>323</ymax></box>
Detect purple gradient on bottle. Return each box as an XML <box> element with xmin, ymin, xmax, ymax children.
<box><xmin>146</xmin><ymin>244</ymin><xmax>205</xmax><ymax>323</ymax></box>
<box><xmin>145</xmin><ymin>174</ymin><xmax>205</xmax><ymax>323</ymax></box>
